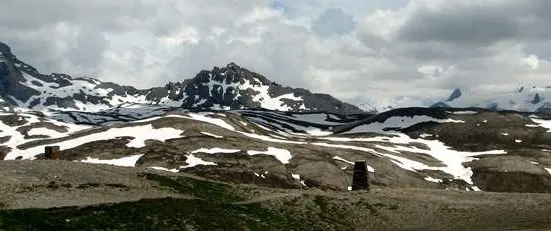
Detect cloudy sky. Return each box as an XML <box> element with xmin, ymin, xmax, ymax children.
<box><xmin>1</xmin><ymin>0</ymin><xmax>551</xmax><ymax>109</ymax></box>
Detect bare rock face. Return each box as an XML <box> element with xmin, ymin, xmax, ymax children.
<box><xmin>0</xmin><ymin>145</ymin><xmax>10</xmax><ymax>160</ymax></box>
<box><xmin>468</xmin><ymin>156</ymin><xmax>551</xmax><ymax>193</ymax></box>
<box><xmin>0</xmin><ymin>42</ymin><xmax>11</xmax><ymax>54</ymax></box>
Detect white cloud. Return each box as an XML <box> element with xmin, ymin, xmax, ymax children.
<box><xmin>236</xmin><ymin>6</ymin><xmax>282</xmax><ymax>26</ymax></box>
<box><xmin>158</xmin><ymin>27</ymin><xmax>200</xmax><ymax>47</ymax></box>
<box><xmin>520</xmin><ymin>54</ymin><xmax>540</xmax><ymax>70</ymax></box>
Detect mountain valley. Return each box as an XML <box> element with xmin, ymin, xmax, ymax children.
<box><xmin>0</xmin><ymin>41</ymin><xmax>551</xmax><ymax>230</ymax></box>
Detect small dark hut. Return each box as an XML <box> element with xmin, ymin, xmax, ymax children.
<box><xmin>351</xmin><ymin>161</ymin><xmax>369</xmax><ymax>191</ymax></box>
<box><xmin>44</xmin><ymin>146</ymin><xmax>60</xmax><ymax>160</ymax></box>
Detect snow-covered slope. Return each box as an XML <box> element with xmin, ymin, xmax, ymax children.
<box><xmin>1</xmin><ymin>106</ymin><xmax>549</xmax><ymax>193</ymax></box>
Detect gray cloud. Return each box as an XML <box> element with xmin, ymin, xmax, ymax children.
<box><xmin>67</xmin><ymin>28</ymin><xmax>108</xmax><ymax>69</ymax></box>
<box><xmin>311</xmin><ymin>8</ymin><xmax>356</xmax><ymax>37</ymax></box>
<box><xmin>395</xmin><ymin>1</ymin><xmax>551</xmax><ymax>46</ymax></box>
<box><xmin>398</xmin><ymin>11</ymin><xmax>518</xmax><ymax>46</ymax></box>
<box><xmin>0</xmin><ymin>0</ymin><xmax>156</xmax><ymax>31</ymax></box>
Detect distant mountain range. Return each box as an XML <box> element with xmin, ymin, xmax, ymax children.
<box><xmin>430</xmin><ymin>87</ymin><xmax>551</xmax><ymax>112</ymax></box>
<box><xmin>3</xmin><ymin>41</ymin><xmax>551</xmax><ymax>114</ymax></box>
<box><xmin>357</xmin><ymin>86</ymin><xmax>551</xmax><ymax>113</ymax></box>
<box><xmin>0</xmin><ymin>41</ymin><xmax>363</xmax><ymax>115</ymax></box>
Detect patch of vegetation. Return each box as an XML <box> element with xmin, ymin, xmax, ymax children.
<box><xmin>60</xmin><ymin>183</ymin><xmax>72</xmax><ymax>188</ymax></box>
<box><xmin>105</xmin><ymin>183</ymin><xmax>130</xmax><ymax>190</ymax></box>
<box><xmin>75</xmin><ymin>183</ymin><xmax>130</xmax><ymax>190</ymax></box>
<box><xmin>0</xmin><ymin>198</ymin><xmax>303</xmax><ymax>231</ymax></box>
<box><xmin>354</xmin><ymin>198</ymin><xmax>380</xmax><ymax>216</ymax></box>
<box><xmin>0</xmin><ymin>174</ymin><xmax>365</xmax><ymax>230</ymax></box>
<box><xmin>141</xmin><ymin>173</ymin><xmax>242</xmax><ymax>203</ymax></box>
<box><xmin>75</xmin><ymin>183</ymin><xmax>101</xmax><ymax>189</ymax></box>
<box><xmin>0</xmin><ymin>181</ymin><xmax>314</xmax><ymax>231</ymax></box>
<box><xmin>273</xmin><ymin>195</ymin><xmax>360</xmax><ymax>230</ymax></box>
<box><xmin>0</xmin><ymin>115</ymin><xmax>27</xmax><ymax>127</ymax></box>
<box><xmin>45</xmin><ymin>181</ymin><xmax>59</xmax><ymax>189</ymax></box>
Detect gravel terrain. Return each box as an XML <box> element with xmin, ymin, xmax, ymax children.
<box><xmin>0</xmin><ymin>160</ymin><xmax>186</xmax><ymax>209</ymax></box>
<box><xmin>0</xmin><ymin>160</ymin><xmax>550</xmax><ymax>230</ymax></box>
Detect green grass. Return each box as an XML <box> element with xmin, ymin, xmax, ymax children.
<box><xmin>140</xmin><ymin>173</ymin><xmax>243</xmax><ymax>202</ymax></box>
<box><xmin>0</xmin><ymin>198</ymin><xmax>305</xmax><ymax>231</ymax></box>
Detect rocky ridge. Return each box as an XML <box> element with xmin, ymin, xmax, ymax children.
<box><xmin>0</xmin><ymin>41</ymin><xmax>362</xmax><ymax>115</ymax></box>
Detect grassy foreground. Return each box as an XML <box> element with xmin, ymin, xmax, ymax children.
<box><xmin>1</xmin><ymin>172</ymin><xmax>551</xmax><ymax>231</ymax></box>
<box><xmin>0</xmin><ymin>173</ymin><xmax>317</xmax><ymax>231</ymax></box>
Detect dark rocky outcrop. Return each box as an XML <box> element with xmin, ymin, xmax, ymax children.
<box><xmin>532</xmin><ymin>93</ymin><xmax>542</xmax><ymax>104</ymax></box>
<box><xmin>446</xmin><ymin>88</ymin><xmax>462</xmax><ymax>102</ymax></box>
<box><xmin>467</xmin><ymin>156</ymin><xmax>551</xmax><ymax>193</ymax></box>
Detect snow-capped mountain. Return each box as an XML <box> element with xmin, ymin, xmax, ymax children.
<box><xmin>0</xmin><ymin>41</ymin><xmax>362</xmax><ymax>114</ymax></box>
<box><xmin>178</xmin><ymin>63</ymin><xmax>363</xmax><ymax>114</ymax></box>
<box><xmin>431</xmin><ymin>87</ymin><xmax>551</xmax><ymax>112</ymax></box>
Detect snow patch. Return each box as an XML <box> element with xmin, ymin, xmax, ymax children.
<box><xmin>183</xmin><ymin>154</ymin><xmax>217</xmax><ymax>168</ymax></box>
<box><xmin>200</xmin><ymin>132</ymin><xmax>223</xmax><ymax>138</ymax></box>
<box><xmin>247</xmin><ymin>147</ymin><xmax>292</xmax><ymax>164</ymax></box>
<box><xmin>305</xmin><ymin>127</ymin><xmax>333</xmax><ymax>136</ymax></box>
<box><xmin>424</xmin><ymin>176</ymin><xmax>442</xmax><ymax>183</ymax></box>
<box><xmin>78</xmin><ymin>154</ymin><xmax>144</xmax><ymax>167</ymax></box>
<box><xmin>530</xmin><ymin>118</ymin><xmax>551</xmax><ymax>131</ymax></box>
<box><xmin>452</xmin><ymin>111</ymin><xmax>478</xmax><ymax>115</ymax></box>
<box><xmin>9</xmin><ymin>124</ymin><xmax>183</xmax><ymax>160</ymax></box>
<box><xmin>149</xmin><ymin>166</ymin><xmax>179</xmax><ymax>173</ymax></box>
<box><xmin>333</xmin><ymin>156</ymin><xmax>355</xmax><ymax>165</ymax></box>
<box><xmin>191</xmin><ymin>147</ymin><xmax>241</xmax><ymax>154</ymax></box>
<box><xmin>314</xmin><ymin>133</ymin><xmax>505</xmax><ymax>184</ymax></box>
<box><xmin>26</xmin><ymin>127</ymin><xmax>64</xmax><ymax>138</ymax></box>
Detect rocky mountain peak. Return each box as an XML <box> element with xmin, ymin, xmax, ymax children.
<box><xmin>532</xmin><ymin>93</ymin><xmax>542</xmax><ymax>104</ymax></box>
<box><xmin>0</xmin><ymin>41</ymin><xmax>11</xmax><ymax>55</ymax></box>
<box><xmin>447</xmin><ymin>88</ymin><xmax>462</xmax><ymax>102</ymax></box>
<box><xmin>0</xmin><ymin>42</ymin><xmax>363</xmax><ymax>114</ymax></box>
<box><xmin>208</xmin><ymin>63</ymin><xmax>272</xmax><ymax>86</ymax></box>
